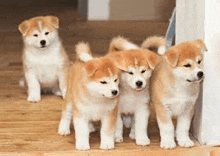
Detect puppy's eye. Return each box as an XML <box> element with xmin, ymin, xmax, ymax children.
<box><xmin>198</xmin><ymin>60</ymin><xmax>202</xmax><ymax>64</ymax></box>
<box><xmin>184</xmin><ymin>64</ymin><xmax>191</xmax><ymax>68</ymax></box>
<box><xmin>45</xmin><ymin>32</ymin><xmax>49</xmax><ymax>35</ymax></box>
<box><xmin>128</xmin><ymin>72</ymin><xmax>133</xmax><ymax>75</ymax></box>
<box><xmin>114</xmin><ymin>79</ymin><xmax>118</xmax><ymax>82</ymax></box>
<box><xmin>141</xmin><ymin>70</ymin><xmax>146</xmax><ymax>74</ymax></box>
<box><xmin>33</xmin><ymin>34</ymin><xmax>38</xmax><ymax>37</ymax></box>
<box><xmin>100</xmin><ymin>81</ymin><xmax>107</xmax><ymax>84</ymax></box>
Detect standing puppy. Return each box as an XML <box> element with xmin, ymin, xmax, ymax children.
<box><xmin>18</xmin><ymin>16</ymin><xmax>69</xmax><ymax>102</ymax></box>
<box><xmin>108</xmin><ymin>37</ymin><xmax>161</xmax><ymax>146</ymax></box>
<box><xmin>58</xmin><ymin>42</ymin><xmax>120</xmax><ymax>150</ymax></box>
<box><xmin>142</xmin><ymin>37</ymin><xmax>207</xmax><ymax>149</ymax></box>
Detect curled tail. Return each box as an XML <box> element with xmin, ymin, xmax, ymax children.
<box><xmin>141</xmin><ymin>36</ymin><xmax>167</xmax><ymax>55</ymax></box>
<box><xmin>75</xmin><ymin>42</ymin><xmax>93</xmax><ymax>62</ymax></box>
<box><xmin>108</xmin><ymin>36</ymin><xmax>140</xmax><ymax>53</ymax></box>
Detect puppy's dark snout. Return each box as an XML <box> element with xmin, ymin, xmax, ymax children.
<box><xmin>112</xmin><ymin>90</ymin><xmax>118</xmax><ymax>96</ymax></box>
<box><xmin>136</xmin><ymin>81</ymin><xmax>143</xmax><ymax>87</ymax></box>
<box><xmin>197</xmin><ymin>71</ymin><xmax>203</xmax><ymax>79</ymax></box>
<box><xmin>40</xmin><ymin>40</ymin><xmax>46</xmax><ymax>46</ymax></box>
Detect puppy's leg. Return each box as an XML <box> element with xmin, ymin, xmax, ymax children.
<box><xmin>122</xmin><ymin>115</ymin><xmax>132</xmax><ymax>128</ymax></box>
<box><xmin>115</xmin><ymin>113</ymin><xmax>123</xmax><ymax>143</ymax></box>
<box><xmin>156</xmin><ymin>104</ymin><xmax>176</xmax><ymax>149</ymax></box>
<box><xmin>135</xmin><ymin>104</ymin><xmax>150</xmax><ymax>146</ymax></box>
<box><xmin>25</xmin><ymin>71</ymin><xmax>41</xmax><ymax>102</ymax></box>
<box><xmin>52</xmin><ymin>85</ymin><xmax>62</xmax><ymax>96</ymax></box>
<box><xmin>58</xmin><ymin>68</ymin><xmax>67</xmax><ymax>99</ymax></box>
<box><xmin>58</xmin><ymin>102</ymin><xmax>72</xmax><ymax>135</ymax></box>
<box><xmin>176</xmin><ymin>107</ymin><xmax>194</xmax><ymax>147</ymax></box>
<box><xmin>100</xmin><ymin>106</ymin><xmax>117</xmax><ymax>149</ymax></box>
<box><xmin>129</xmin><ymin>116</ymin><xmax>135</xmax><ymax>140</ymax></box>
<box><xmin>74</xmin><ymin>115</ymin><xmax>90</xmax><ymax>151</ymax></box>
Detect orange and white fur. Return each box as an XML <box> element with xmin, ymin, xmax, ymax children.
<box><xmin>58</xmin><ymin>42</ymin><xmax>120</xmax><ymax>150</ymax></box>
<box><xmin>108</xmin><ymin>37</ymin><xmax>161</xmax><ymax>146</ymax></box>
<box><xmin>142</xmin><ymin>37</ymin><xmax>208</xmax><ymax>149</ymax></box>
<box><xmin>18</xmin><ymin>16</ymin><xmax>68</xmax><ymax>102</ymax></box>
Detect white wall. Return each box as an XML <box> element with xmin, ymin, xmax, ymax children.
<box><xmin>176</xmin><ymin>0</ymin><xmax>220</xmax><ymax>145</ymax></box>
<box><xmin>201</xmin><ymin>0</ymin><xmax>220</xmax><ymax>145</ymax></box>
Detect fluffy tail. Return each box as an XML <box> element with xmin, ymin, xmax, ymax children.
<box><xmin>108</xmin><ymin>36</ymin><xmax>140</xmax><ymax>53</ymax></box>
<box><xmin>141</xmin><ymin>36</ymin><xmax>167</xmax><ymax>55</ymax></box>
<box><xmin>75</xmin><ymin>42</ymin><xmax>93</xmax><ymax>62</ymax></box>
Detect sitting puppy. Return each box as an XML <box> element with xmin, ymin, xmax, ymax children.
<box><xmin>142</xmin><ymin>37</ymin><xmax>207</xmax><ymax>149</ymax></box>
<box><xmin>18</xmin><ymin>16</ymin><xmax>69</xmax><ymax>102</ymax></box>
<box><xmin>58</xmin><ymin>42</ymin><xmax>120</xmax><ymax>150</ymax></box>
<box><xmin>108</xmin><ymin>36</ymin><xmax>161</xmax><ymax>146</ymax></box>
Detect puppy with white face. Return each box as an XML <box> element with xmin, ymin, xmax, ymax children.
<box><xmin>18</xmin><ymin>16</ymin><xmax>69</xmax><ymax>102</ymax></box>
<box><xmin>108</xmin><ymin>37</ymin><xmax>161</xmax><ymax>146</ymax></box>
<box><xmin>143</xmin><ymin>38</ymin><xmax>207</xmax><ymax>149</ymax></box>
<box><xmin>58</xmin><ymin>42</ymin><xmax>120</xmax><ymax>151</ymax></box>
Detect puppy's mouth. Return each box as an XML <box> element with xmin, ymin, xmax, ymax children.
<box><xmin>40</xmin><ymin>45</ymin><xmax>47</xmax><ymax>48</ymax></box>
<box><xmin>135</xmin><ymin>87</ymin><xmax>144</xmax><ymax>91</ymax></box>
<box><xmin>187</xmin><ymin>79</ymin><xmax>203</xmax><ymax>83</ymax></box>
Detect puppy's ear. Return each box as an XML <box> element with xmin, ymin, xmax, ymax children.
<box><xmin>165</xmin><ymin>48</ymin><xmax>180</xmax><ymax>67</ymax></box>
<box><xmin>111</xmin><ymin>53</ymin><xmax>127</xmax><ymax>71</ymax></box>
<box><xmin>146</xmin><ymin>52</ymin><xmax>160</xmax><ymax>69</ymax></box>
<box><xmin>18</xmin><ymin>20</ymin><xmax>30</xmax><ymax>36</ymax></box>
<box><xmin>195</xmin><ymin>39</ymin><xmax>208</xmax><ymax>52</ymax></box>
<box><xmin>84</xmin><ymin>62</ymin><xmax>98</xmax><ymax>78</ymax></box>
<box><xmin>45</xmin><ymin>16</ymin><xmax>59</xmax><ymax>29</ymax></box>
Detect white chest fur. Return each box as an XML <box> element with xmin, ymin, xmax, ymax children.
<box><xmin>24</xmin><ymin>43</ymin><xmax>65</xmax><ymax>87</ymax></box>
<box><xmin>162</xmin><ymin>81</ymin><xmax>200</xmax><ymax>116</ymax></box>
<box><xmin>118</xmin><ymin>80</ymin><xmax>150</xmax><ymax>114</ymax></box>
<box><xmin>76</xmin><ymin>97</ymin><xmax>116</xmax><ymax>121</ymax></box>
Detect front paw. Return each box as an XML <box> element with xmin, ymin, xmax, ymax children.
<box><xmin>160</xmin><ymin>139</ymin><xmax>176</xmax><ymax>149</ymax></box>
<box><xmin>178</xmin><ymin>138</ymin><xmax>194</xmax><ymax>148</ymax></box>
<box><xmin>27</xmin><ymin>94</ymin><xmax>41</xmax><ymax>102</ymax></box>
<box><xmin>115</xmin><ymin>132</ymin><xmax>123</xmax><ymax>143</ymax></box>
<box><xmin>76</xmin><ymin>142</ymin><xmax>90</xmax><ymax>151</ymax></box>
<box><xmin>100</xmin><ymin>142</ymin><xmax>115</xmax><ymax>150</ymax></box>
<box><xmin>58</xmin><ymin>121</ymin><xmax>71</xmax><ymax>135</ymax></box>
<box><xmin>61</xmin><ymin>88</ymin><xmax>66</xmax><ymax>99</ymax></box>
<box><xmin>136</xmin><ymin>137</ymin><xmax>150</xmax><ymax>146</ymax></box>
<box><xmin>129</xmin><ymin>131</ymin><xmax>135</xmax><ymax>140</ymax></box>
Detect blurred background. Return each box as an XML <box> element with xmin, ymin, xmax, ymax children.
<box><xmin>0</xmin><ymin>0</ymin><xmax>175</xmax><ymax>58</ymax></box>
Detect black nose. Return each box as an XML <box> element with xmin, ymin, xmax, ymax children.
<box><xmin>112</xmin><ymin>90</ymin><xmax>118</xmax><ymax>96</ymax></box>
<box><xmin>136</xmin><ymin>81</ymin><xmax>143</xmax><ymax>87</ymax></box>
<box><xmin>40</xmin><ymin>40</ymin><xmax>46</xmax><ymax>46</ymax></box>
<box><xmin>197</xmin><ymin>71</ymin><xmax>203</xmax><ymax>79</ymax></box>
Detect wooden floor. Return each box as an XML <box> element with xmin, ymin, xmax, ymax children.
<box><xmin>1</xmin><ymin>6</ymin><xmax>220</xmax><ymax>156</ymax></box>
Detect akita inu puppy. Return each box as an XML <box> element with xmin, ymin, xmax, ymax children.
<box><xmin>58</xmin><ymin>42</ymin><xmax>120</xmax><ymax>150</ymax></box>
<box><xmin>108</xmin><ymin>36</ymin><xmax>161</xmax><ymax>146</ymax></box>
<box><xmin>18</xmin><ymin>16</ymin><xmax>69</xmax><ymax>102</ymax></box>
<box><xmin>142</xmin><ymin>37</ymin><xmax>207</xmax><ymax>149</ymax></box>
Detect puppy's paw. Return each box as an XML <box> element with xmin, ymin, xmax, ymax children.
<box><xmin>115</xmin><ymin>132</ymin><xmax>123</xmax><ymax>143</ymax></box>
<box><xmin>75</xmin><ymin>143</ymin><xmax>90</xmax><ymax>151</ymax></box>
<box><xmin>136</xmin><ymin>137</ymin><xmax>150</xmax><ymax>146</ymax></box>
<box><xmin>160</xmin><ymin>139</ymin><xmax>176</xmax><ymax>149</ymax></box>
<box><xmin>115</xmin><ymin>135</ymin><xmax>123</xmax><ymax>143</ymax></box>
<box><xmin>129</xmin><ymin>131</ymin><xmax>135</xmax><ymax>140</ymax></box>
<box><xmin>178</xmin><ymin>138</ymin><xmax>194</xmax><ymax>148</ymax></box>
<box><xmin>100</xmin><ymin>142</ymin><xmax>115</xmax><ymax>150</ymax></box>
<box><xmin>58</xmin><ymin>125</ymin><xmax>71</xmax><ymax>136</ymax></box>
<box><xmin>61</xmin><ymin>88</ymin><xmax>67</xmax><ymax>99</ymax></box>
<box><xmin>27</xmin><ymin>95</ymin><xmax>41</xmax><ymax>102</ymax></box>
<box><xmin>52</xmin><ymin>88</ymin><xmax>62</xmax><ymax>96</ymax></box>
